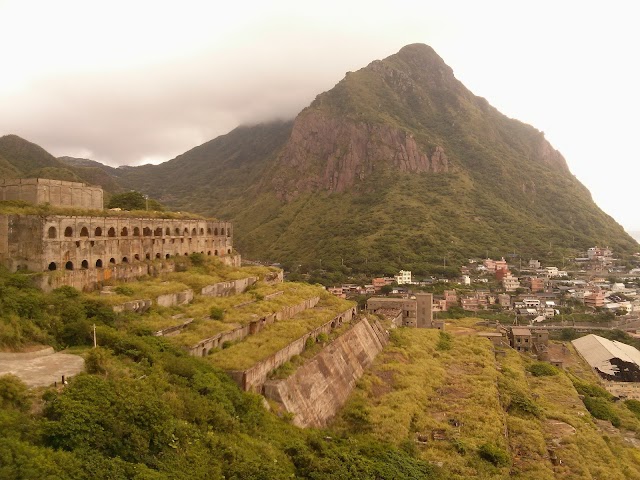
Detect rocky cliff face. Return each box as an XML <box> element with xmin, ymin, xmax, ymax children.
<box><xmin>272</xmin><ymin>110</ymin><xmax>448</xmax><ymax>199</ymax></box>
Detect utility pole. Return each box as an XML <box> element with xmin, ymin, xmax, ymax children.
<box><xmin>93</xmin><ymin>323</ymin><xmax>97</xmax><ymax>348</ymax></box>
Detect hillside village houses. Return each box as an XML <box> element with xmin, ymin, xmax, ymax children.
<box><xmin>326</xmin><ymin>247</ymin><xmax>640</xmax><ymax>321</ymax></box>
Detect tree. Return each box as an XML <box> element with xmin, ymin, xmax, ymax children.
<box><xmin>107</xmin><ymin>191</ymin><xmax>164</xmax><ymax>211</ymax></box>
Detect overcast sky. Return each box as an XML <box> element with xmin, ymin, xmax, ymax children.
<box><xmin>1</xmin><ymin>0</ymin><xmax>639</xmax><ymax>230</ymax></box>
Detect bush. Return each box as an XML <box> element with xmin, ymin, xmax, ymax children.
<box><xmin>210</xmin><ymin>307</ymin><xmax>225</xmax><ymax>321</ymax></box>
<box><xmin>436</xmin><ymin>331</ymin><xmax>452</xmax><ymax>351</ymax></box>
<box><xmin>625</xmin><ymin>399</ymin><xmax>640</xmax><ymax>417</ymax></box>
<box><xmin>478</xmin><ymin>443</ymin><xmax>510</xmax><ymax>467</ymax></box>
<box><xmin>583</xmin><ymin>396</ymin><xmax>621</xmax><ymax>427</ymax></box>
<box><xmin>0</xmin><ymin>374</ymin><xmax>31</xmax><ymax>411</ymax></box>
<box><xmin>114</xmin><ymin>285</ymin><xmax>134</xmax><ymax>296</ymax></box>
<box><xmin>527</xmin><ymin>362</ymin><xmax>559</xmax><ymax>377</ymax></box>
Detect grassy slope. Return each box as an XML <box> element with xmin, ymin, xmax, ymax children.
<box><xmin>334</xmin><ymin>325</ymin><xmax>640</xmax><ymax>479</ymax></box>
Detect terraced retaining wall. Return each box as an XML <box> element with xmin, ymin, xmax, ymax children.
<box><xmin>227</xmin><ymin>306</ymin><xmax>358</xmax><ymax>392</ymax></box>
<box><xmin>262</xmin><ymin>317</ymin><xmax>388</xmax><ymax>427</ymax></box>
<box><xmin>189</xmin><ymin>296</ymin><xmax>321</xmax><ymax>357</ymax></box>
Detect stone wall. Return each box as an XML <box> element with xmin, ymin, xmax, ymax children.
<box><xmin>0</xmin><ymin>178</ymin><xmax>103</xmax><ymax>210</ymax></box>
<box><xmin>0</xmin><ymin>214</ymin><xmax>234</xmax><ymax>274</ymax></box>
<box><xmin>201</xmin><ymin>276</ymin><xmax>257</xmax><ymax>297</ymax></box>
<box><xmin>34</xmin><ymin>259</ymin><xmax>178</xmax><ymax>292</ymax></box>
<box><xmin>188</xmin><ymin>296</ymin><xmax>321</xmax><ymax>357</ymax></box>
<box><xmin>157</xmin><ymin>289</ymin><xmax>194</xmax><ymax>307</ymax></box>
<box><xmin>263</xmin><ymin>317</ymin><xmax>388</xmax><ymax>427</ymax></box>
<box><xmin>226</xmin><ymin>306</ymin><xmax>357</xmax><ymax>392</ymax></box>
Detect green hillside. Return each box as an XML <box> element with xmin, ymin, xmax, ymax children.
<box><xmin>3</xmin><ymin>261</ymin><xmax>640</xmax><ymax>478</ymax></box>
<box><xmin>0</xmin><ymin>135</ymin><xmax>120</xmax><ymax>191</ymax></box>
<box><xmin>112</xmin><ymin>44</ymin><xmax>636</xmax><ymax>272</ymax></box>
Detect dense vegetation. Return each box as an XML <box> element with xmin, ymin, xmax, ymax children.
<box><xmin>0</xmin><ymin>264</ymin><xmax>439</xmax><ymax>479</ymax></box>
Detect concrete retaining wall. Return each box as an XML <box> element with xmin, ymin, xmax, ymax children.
<box><xmin>157</xmin><ymin>289</ymin><xmax>194</xmax><ymax>307</ymax></box>
<box><xmin>112</xmin><ymin>299</ymin><xmax>152</xmax><ymax>314</ymax></box>
<box><xmin>201</xmin><ymin>276</ymin><xmax>257</xmax><ymax>297</ymax></box>
<box><xmin>227</xmin><ymin>306</ymin><xmax>358</xmax><ymax>392</ymax></box>
<box><xmin>263</xmin><ymin>317</ymin><xmax>388</xmax><ymax>427</ymax></box>
<box><xmin>189</xmin><ymin>296</ymin><xmax>321</xmax><ymax>356</ymax></box>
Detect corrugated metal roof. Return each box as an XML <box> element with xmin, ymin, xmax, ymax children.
<box><xmin>572</xmin><ymin>334</ymin><xmax>640</xmax><ymax>376</ymax></box>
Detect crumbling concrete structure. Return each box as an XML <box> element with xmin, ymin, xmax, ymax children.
<box><xmin>0</xmin><ymin>178</ymin><xmax>103</xmax><ymax>210</ymax></box>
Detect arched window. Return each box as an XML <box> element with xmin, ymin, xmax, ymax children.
<box><xmin>65</xmin><ymin>261</ymin><xmax>74</xmax><ymax>270</ymax></box>
<box><xmin>109</xmin><ymin>258</ymin><xmax>116</xmax><ymax>264</ymax></box>
<box><xmin>165</xmin><ymin>253</ymin><xmax>170</xmax><ymax>259</ymax></box>
<box><xmin>80</xmin><ymin>227</ymin><xmax>89</xmax><ymax>237</ymax></box>
<box><xmin>122</xmin><ymin>257</ymin><xmax>129</xmax><ymax>263</ymax></box>
<box><xmin>154</xmin><ymin>227</ymin><xmax>162</xmax><ymax>236</ymax></box>
<box><xmin>95</xmin><ymin>227</ymin><xmax>102</xmax><ymax>237</ymax></box>
<box><xmin>227</xmin><ymin>228</ymin><xmax>231</xmax><ymax>237</ymax></box>
<box><xmin>121</xmin><ymin>227</ymin><xmax>128</xmax><ymax>236</ymax></box>
<box><xmin>155</xmin><ymin>253</ymin><xmax>161</xmax><ymax>259</ymax></box>
<box><xmin>192</xmin><ymin>228</ymin><xmax>197</xmax><ymax>236</ymax></box>
<box><xmin>133</xmin><ymin>227</ymin><xmax>140</xmax><ymax>236</ymax></box>
<box><xmin>183</xmin><ymin>227</ymin><xmax>189</xmax><ymax>235</ymax></box>
<box><xmin>227</xmin><ymin>249</ymin><xmax>231</xmax><ymax>254</ymax></box>
<box><xmin>134</xmin><ymin>254</ymin><xmax>140</xmax><ymax>261</ymax></box>
<box><xmin>108</xmin><ymin>227</ymin><xmax>116</xmax><ymax>237</ymax></box>
<box><xmin>207</xmin><ymin>228</ymin><xmax>212</xmax><ymax>235</ymax></box>
<box><xmin>165</xmin><ymin>227</ymin><xmax>170</xmax><ymax>235</ymax></box>
<box><xmin>143</xmin><ymin>227</ymin><xmax>152</xmax><ymax>237</ymax></box>
<box><xmin>145</xmin><ymin>253</ymin><xmax>151</xmax><ymax>260</ymax></box>
<box><xmin>64</xmin><ymin>227</ymin><xmax>73</xmax><ymax>237</ymax></box>
<box><xmin>48</xmin><ymin>226</ymin><xmax>57</xmax><ymax>238</ymax></box>
<box><xmin>174</xmin><ymin>227</ymin><xmax>180</xmax><ymax>235</ymax></box>
<box><xmin>200</xmin><ymin>228</ymin><xmax>204</xmax><ymax>235</ymax></box>
<box><xmin>221</xmin><ymin>228</ymin><xmax>225</xmax><ymax>236</ymax></box>
<box><xmin>81</xmin><ymin>260</ymin><xmax>89</xmax><ymax>269</ymax></box>
<box><xmin>214</xmin><ymin>228</ymin><xmax>218</xmax><ymax>235</ymax></box>
<box><xmin>48</xmin><ymin>262</ymin><xmax>57</xmax><ymax>271</ymax></box>
<box><xmin>96</xmin><ymin>259</ymin><xmax>103</xmax><ymax>268</ymax></box>
<box><xmin>214</xmin><ymin>250</ymin><xmax>218</xmax><ymax>256</ymax></box>
<box><xmin>207</xmin><ymin>251</ymin><xmax>211</xmax><ymax>256</ymax></box>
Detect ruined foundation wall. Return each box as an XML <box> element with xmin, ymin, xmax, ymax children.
<box><xmin>227</xmin><ymin>307</ymin><xmax>357</xmax><ymax>392</ymax></box>
<box><xmin>262</xmin><ymin>317</ymin><xmax>388</xmax><ymax>428</ymax></box>
<box><xmin>0</xmin><ymin>178</ymin><xmax>103</xmax><ymax>210</ymax></box>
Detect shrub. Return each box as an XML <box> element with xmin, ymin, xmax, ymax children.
<box><xmin>478</xmin><ymin>443</ymin><xmax>510</xmax><ymax>467</ymax></box>
<box><xmin>527</xmin><ymin>362</ymin><xmax>559</xmax><ymax>377</ymax></box>
<box><xmin>114</xmin><ymin>285</ymin><xmax>134</xmax><ymax>296</ymax></box>
<box><xmin>583</xmin><ymin>396</ymin><xmax>621</xmax><ymax>427</ymax></box>
<box><xmin>210</xmin><ymin>307</ymin><xmax>225</xmax><ymax>321</ymax></box>
<box><xmin>0</xmin><ymin>374</ymin><xmax>31</xmax><ymax>411</ymax></box>
<box><xmin>436</xmin><ymin>331</ymin><xmax>452</xmax><ymax>351</ymax></box>
<box><xmin>625</xmin><ymin>399</ymin><xmax>640</xmax><ymax>417</ymax></box>
<box><xmin>305</xmin><ymin>336</ymin><xmax>316</xmax><ymax>350</ymax></box>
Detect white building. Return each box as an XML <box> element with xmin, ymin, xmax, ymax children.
<box><xmin>395</xmin><ymin>270</ymin><xmax>412</xmax><ymax>285</ymax></box>
<box><xmin>502</xmin><ymin>274</ymin><xmax>520</xmax><ymax>292</ymax></box>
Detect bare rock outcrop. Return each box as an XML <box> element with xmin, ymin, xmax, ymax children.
<box><xmin>272</xmin><ymin>110</ymin><xmax>448</xmax><ymax>199</ymax></box>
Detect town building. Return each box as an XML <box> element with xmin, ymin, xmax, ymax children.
<box><xmin>395</xmin><ymin>270</ymin><xmax>412</xmax><ymax>285</ymax></box>
<box><xmin>367</xmin><ymin>293</ymin><xmax>435</xmax><ymax>329</ymax></box>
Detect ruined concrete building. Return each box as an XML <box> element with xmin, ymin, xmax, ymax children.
<box><xmin>366</xmin><ymin>293</ymin><xmax>443</xmax><ymax>329</ymax></box>
<box><xmin>0</xmin><ymin>178</ymin><xmax>103</xmax><ymax>210</ymax></box>
<box><xmin>0</xmin><ymin>179</ymin><xmax>235</xmax><ymax>291</ymax></box>
<box><xmin>572</xmin><ymin>334</ymin><xmax>640</xmax><ymax>399</ymax></box>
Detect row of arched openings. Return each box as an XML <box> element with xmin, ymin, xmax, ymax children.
<box><xmin>49</xmin><ymin>225</ymin><xmax>230</xmax><ymax>239</ymax></box>
<box><xmin>46</xmin><ymin>249</ymin><xmax>232</xmax><ymax>271</ymax></box>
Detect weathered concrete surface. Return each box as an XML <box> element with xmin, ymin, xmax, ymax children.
<box><xmin>201</xmin><ymin>276</ymin><xmax>257</xmax><ymax>297</ymax></box>
<box><xmin>0</xmin><ymin>348</ymin><xmax>85</xmax><ymax>388</ymax></box>
<box><xmin>228</xmin><ymin>306</ymin><xmax>357</xmax><ymax>392</ymax></box>
<box><xmin>263</xmin><ymin>317</ymin><xmax>388</xmax><ymax>428</ymax></box>
<box><xmin>112</xmin><ymin>298</ymin><xmax>152</xmax><ymax>313</ymax></box>
<box><xmin>156</xmin><ymin>289</ymin><xmax>194</xmax><ymax>307</ymax></box>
